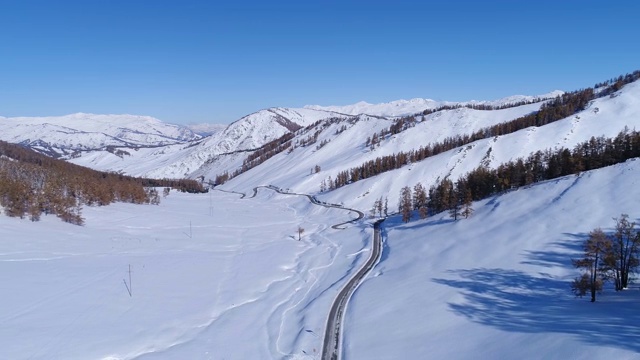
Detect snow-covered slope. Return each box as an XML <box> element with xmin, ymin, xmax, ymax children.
<box><xmin>67</xmin><ymin>91</ymin><xmax>557</xmax><ymax>179</ymax></box>
<box><xmin>68</xmin><ymin>107</ymin><xmax>349</xmax><ymax>178</ymax></box>
<box><xmin>305</xmin><ymin>90</ymin><xmax>564</xmax><ymax>117</ymax></box>
<box><xmin>224</xmin><ymin>80</ymin><xmax>640</xmax><ymax>213</ymax></box>
<box><xmin>3</xmin><ymin>75</ymin><xmax>640</xmax><ymax>359</ymax></box>
<box><xmin>345</xmin><ymin>159</ymin><xmax>640</xmax><ymax>359</ymax></box>
<box><xmin>0</xmin><ymin>113</ymin><xmax>200</xmax><ymax>156</ymax></box>
<box><xmin>185</xmin><ymin>123</ymin><xmax>227</xmax><ymax>136</ymax></box>
<box><xmin>2</xmin><ymin>159</ymin><xmax>639</xmax><ymax>359</ymax></box>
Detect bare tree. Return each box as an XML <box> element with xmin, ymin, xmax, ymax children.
<box><xmin>572</xmin><ymin>228</ymin><xmax>610</xmax><ymax>302</ymax></box>
<box><xmin>605</xmin><ymin>214</ymin><xmax>639</xmax><ymax>290</ymax></box>
<box><xmin>297</xmin><ymin>226</ymin><xmax>305</xmax><ymax>241</ymax></box>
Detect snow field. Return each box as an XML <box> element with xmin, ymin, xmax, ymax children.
<box><xmin>0</xmin><ymin>188</ymin><xmax>371</xmax><ymax>360</ymax></box>
<box><xmin>344</xmin><ymin>160</ymin><xmax>640</xmax><ymax>359</ymax></box>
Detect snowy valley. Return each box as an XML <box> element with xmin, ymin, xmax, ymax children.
<box><xmin>2</xmin><ymin>73</ymin><xmax>640</xmax><ymax>359</ymax></box>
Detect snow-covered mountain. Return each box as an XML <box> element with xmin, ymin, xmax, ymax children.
<box><xmin>304</xmin><ymin>90</ymin><xmax>564</xmax><ymax>117</ymax></box>
<box><xmin>223</xmin><ymin>80</ymin><xmax>640</xmax><ymax>213</ymax></box>
<box><xmin>3</xmin><ymin>73</ymin><xmax>640</xmax><ymax>360</ymax></box>
<box><xmin>65</xmin><ymin>107</ymin><xmax>351</xmax><ymax>178</ymax></box>
<box><xmin>0</xmin><ymin>113</ymin><xmax>201</xmax><ymax>157</ymax></box>
<box><xmin>185</xmin><ymin>123</ymin><xmax>227</xmax><ymax>137</ymax></box>
<box><xmin>62</xmin><ymin>91</ymin><xmax>565</xmax><ymax>179</ymax></box>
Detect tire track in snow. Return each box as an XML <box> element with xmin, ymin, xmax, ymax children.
<box><xmin>215</xmin><ymin>185</ymin><xmax>380</xmax><ymax>360</ymax></box>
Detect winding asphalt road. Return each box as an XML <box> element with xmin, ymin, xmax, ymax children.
<box><xmin>320</xmin><ymin>219</ymin><xmax>383</xmax><ymax>360</ymax></box>
<box><xmin>213</xmin><ymin>185</ymin><xmax>383</xmax><ymax>360</ymax></box>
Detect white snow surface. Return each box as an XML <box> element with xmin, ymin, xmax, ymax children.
<box><xmin>3</xmin><ymin>159</ymin><xmax>640</xmax><ymax>359</ymax></box>
<box><xmin>2</xmin><ymin>81</ymin><xmax>640</xmax><ymax>359</ymax></box>
<box><xmin>185</xmin><ymin>123</ymin><xmax>227</xmax><ymax>137</ymax></box>
<box><xmin>345</xmin><ymin>159</ymin><xmax>640</xmax><ymax>359</ymax></box>
<box><xmin>225</xmin><ymin>81</ymin><xmax>640</xmax><ymax>214</ymax></box>
<box><xmin>67</xmin><ymin>107</ymin><xmax>348</xmax><ymax>179</ymax></box>
<box><xmin>304</xmin><ymin>90</ymin><xmax>564</xmax><ymax>117</ymax></box>
<box><xmin>0</xmin><ymin>113</ymin><xmax>201</xmax><ymax>155</ymax></box>
<box><xmin>0</xmin><ymin>188</ymin><xmax>370</xmax><ymax>360</ymax></box>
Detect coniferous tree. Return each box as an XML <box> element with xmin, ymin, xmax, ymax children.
<box><xmin>448</xmin><ymin>185</ymin><xmax>460</xmax><ymax>220</ymax></box>
<box><xmin>413</xmin><ymin>182</ymin><xmax>428</xmax><ymax>219</ymax></box>
<box><xmin>383</xmin><ymin>197</ymin><xmax>388</xmax><ymax>217</ymax></box>
<box><xmin>399</xmin><ymin>186</ymin><xmax>412</xmax><ymax>223</ymax></box>
<box><xmin>461</xmin><ymin>189</ymin><xmax>474</xmax><ymax>219</ymax></box>
<box><xmin>376</xmin><ymin>196</ymin><xmax>384</xmax><ymax>217</ymax></box>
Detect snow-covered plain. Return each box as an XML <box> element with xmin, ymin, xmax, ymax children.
<box><xmin>0</xmin><ymin>188</ymin><xmax>371</xmax><ymax>360</ymax></box>
<box><xmin>3</xmin><ymin>161</ymin><xmax>639</xmax><ymax>359</ymax></box>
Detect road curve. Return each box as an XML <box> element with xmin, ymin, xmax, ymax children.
<box><xmin>321</xmin><ymin>219</ymin><xmax>383</xmax><ymax>360</ymax></box>
<box><xmin>213</xmin><ymin>184</ymin><xmax>380</xmax><ymax>359</ymax></box>
<box><xmin>253</xmin><ymin>185</ymin><xmax>364</xmax><ymax>228</ymax></box>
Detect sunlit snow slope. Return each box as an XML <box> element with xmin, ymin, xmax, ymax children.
<box><xmin>225</xmin><ymin>80</ymin><xmax>640</xmax><ymax>213</ymax></box>
<box><xmin>0</xmin><ymin>113</ymin><xmax>200</xmax><ymax>156</ymax></box>
<box><xmin>345</xmin><ymin>159</ymin><xmax>640</xmax><ymax>359</ymax></box>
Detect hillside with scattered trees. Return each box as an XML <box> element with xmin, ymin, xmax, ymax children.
<box><xmin>0</xmin><ymin>141</ymin><xmax>205</xmax><ymax>225</ymax></box>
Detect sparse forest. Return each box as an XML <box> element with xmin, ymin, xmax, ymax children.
<box><xmin>0</xmin><ymin>140</ymin><xmax>205</xmax><ymax>225</ymax></box>
<box><xmin>391</xmin><ymin>128</ymin><xmax>640</xmax><ymax>224</ymax></box>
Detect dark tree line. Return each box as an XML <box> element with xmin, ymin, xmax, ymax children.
<box><xmin>427</xmin><ymin>128</ymin><xmax>640</xmax><ymax>213</ymax></box>
<box><xmin>421</xmin><ymin>96</ymin><xmax>551</xmax><ymax>116</ymax></box>
<box><xmin>0</xmin><ymin>140</ymin><xmax>205</xmax><ymax>225</ymax></box>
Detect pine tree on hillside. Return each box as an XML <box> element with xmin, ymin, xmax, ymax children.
<box><xmin>399</xmin><ymin>186</ymin><xmax>412</xmax><ymax>223</ymax></box>
<box><xmin>461</xmin><ymin>189</ymin><xmax>474</xmax><ymax>219</ymax></box>
<box><xmin>448</xmin><ymin>185</ymin><xmax>460</xmax><ymax>221</ymax></box>
<box><xmin>383</xmin><ymin>197</ymin><xmax>389</xmax><ymax>217</ymax></box>
<box><xmin>413</xmin><ymin>182</ymin><xmax>428</xmax><ymax>219</ymax></box>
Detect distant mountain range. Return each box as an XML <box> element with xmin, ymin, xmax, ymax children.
<box><xmin>1</xmin><ymin>76</ymin><xmax>638</xmax><ymax>214</ymax></box>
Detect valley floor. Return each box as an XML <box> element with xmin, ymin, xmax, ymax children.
<box><xmin>2</xmin><ymin>160</ymin><xmax>640</xmax><ymax>359</ymax></box>
<box><xmin>0</xmin><ymin>188</ymin><xmax>371</xmax><ymax>360</ymax></box>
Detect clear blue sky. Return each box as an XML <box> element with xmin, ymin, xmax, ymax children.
<box><xmin>0</xmin><ymin>0</ymin><xmax>638</xmax><ymax>124</ymax></box>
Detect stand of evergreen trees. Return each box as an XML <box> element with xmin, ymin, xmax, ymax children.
<box><xmin>427</xmin><ymin>128</ymin><xmax>640</xmax><ymax>214</ymax></box>
<box><xmin>0</xmin><ymin>141</ymin><xmax>205</xmax><ymax>225</ymax></box>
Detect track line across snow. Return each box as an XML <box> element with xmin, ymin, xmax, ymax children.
<box><xmin>214</xmin><ymin>185</ymin><xmax>381</xmax><ymax>359</ymax></box>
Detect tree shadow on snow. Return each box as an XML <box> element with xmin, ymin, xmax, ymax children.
<box><xmin>433</xmin><ymin>267</ymin><xmax>640</xmax><ymax>353</ymax></box>
<box><xmin>520</xmin><ymin>233</ymin><xmax>586</xmax><ymax>268</ymax></box>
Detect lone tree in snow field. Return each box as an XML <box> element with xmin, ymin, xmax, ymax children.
<box><xmin>605</xmin><ymin>214</ymin><xmax>640</xmax><ymax>291</ymax></box>
<box><xmin>572</xmin><ymin>228</ymin><xmax>610</xmax><ymax>302</ymax></box>
<box><xmin>297</xmin><ymin>226</ymin><xmax>305</xmax><ymax>241</ymax></box>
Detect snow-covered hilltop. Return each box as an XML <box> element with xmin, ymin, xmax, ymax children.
<box><xmin>54</xmin><ymin>90</ymin><xmax>564</xmax><ymax>179</ymax></box>
<box><xmin>0</xmin><ymin>113</ymin><xmax>201</xmax><ymax>157</ymax></box>
<box><xmin>304</xmin><ymin>90</ymin><xmax>564</xmax><ymax>117</ymax></box>
<box><xmin>3</xmin><ymin>72</ymin><xmax>640</xmax><ymax>360</ymax></box>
